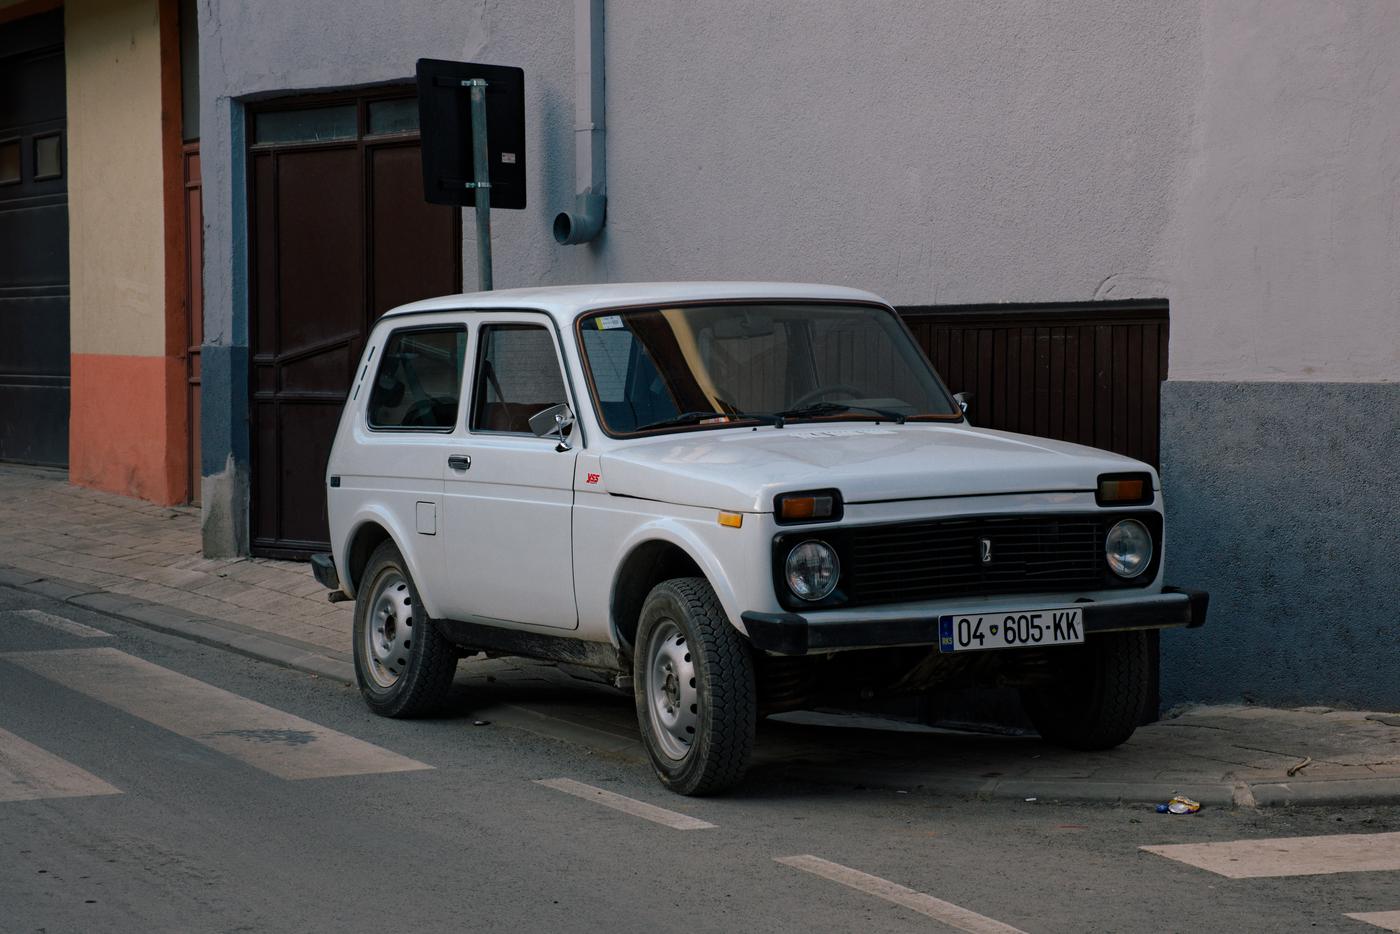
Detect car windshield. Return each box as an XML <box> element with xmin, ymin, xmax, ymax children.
<box><xmin>576</xmin><ymin>302</ymin><xmax>961</xmax><ymax>436</ymax></box>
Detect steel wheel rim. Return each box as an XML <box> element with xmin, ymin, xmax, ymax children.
<box><xmin>364</xmin><ymin>570</ymin><xmax>414</xmax><ymax>689</ymax></box>
<box><xmin>646</xmin><ymin>619</ymin><xmax>699</xmax><ymax>761</ymax></box>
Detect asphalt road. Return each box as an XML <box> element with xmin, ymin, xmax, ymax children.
<box><xmin>3</xmin><ymin>584</ymin><xmax>1400</xmax><ymax>934</ymax></box>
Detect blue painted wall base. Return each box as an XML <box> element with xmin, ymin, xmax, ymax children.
<box><xmin>1160</xmin><ymin>380</ymin><xmax>1400</xmax><ymax>710</ymax></box>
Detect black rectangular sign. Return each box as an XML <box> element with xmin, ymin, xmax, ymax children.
<box><xmin>416</xmin><ymin>59</ymin><xmax>526</xmax><ymax>210</ymax></box>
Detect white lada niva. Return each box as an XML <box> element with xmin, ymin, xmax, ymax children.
<box><xmin>312</xmin><ymin>282</ymin><xmax>1207</xmax><ymax>795</ymax></box>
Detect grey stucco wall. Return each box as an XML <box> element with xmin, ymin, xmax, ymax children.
<box><xmin>1160</xmin><ymin>381</ymin><xmax>1400</xmax><ymax>709</ymax></box>
<box><xmin>1169</xmin><ymin>2</ymin><xmax>1400</xmax><ymax>382</ymax></box>
<box><xmin>199</xmin><ymin>1</ymin><xmax>1201</xmax><ymax>343</ymax></box>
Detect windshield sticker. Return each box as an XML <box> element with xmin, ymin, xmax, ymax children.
<box><xmin>595</xmin><ymin>315</ymin><xmax>624</xmax><ymax>330</ymax></box>
<box><xmin>791</xmin><ymin>428</ymin><xmax>898</xmax><ymax>438</ymax></box>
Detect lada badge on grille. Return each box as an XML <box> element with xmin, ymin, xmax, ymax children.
<box><xmin>979</xmin><ymin>538</ymin><xmax>993</xmax><ymax>564</ymax></box>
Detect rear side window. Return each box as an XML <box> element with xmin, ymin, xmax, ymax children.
<box><xmin>471</xmin><ymin>324</ymin><xmax>568</xmax><ymax>434</ymax></box>
<box><xmin>366</xmin><ymin>327</ymin><xmax>467</xmax><ymax>430</ymax></box>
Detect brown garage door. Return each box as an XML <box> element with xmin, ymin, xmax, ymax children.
<box><xmin>248</xmin><ymin>89</ymin><xmax>461</xmax><ymax>559</ymax></box>
<box><xmin>900</xmin><ymin>301</ymin><xmax>1169</xmax><ymax>468</ymax></box>
<box><xmin>0</xmin><ymin>9</ymin><xmax>68</xmax><ymax>467</ymax></box>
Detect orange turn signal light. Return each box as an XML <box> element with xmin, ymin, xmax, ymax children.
<box><xmin>775</xmin><ymin>489</ymin><xmax>843</xmax><ymax>524</ymax></box>
<box><xmin>717</xmin><ymin>511</ymin><xmax>743</xmax><ymax>528</ymax></box>
<box><xmin>1096</xmin><ymin>473</ymin><xmax>1152</xmax><ymax>506</ymax></box>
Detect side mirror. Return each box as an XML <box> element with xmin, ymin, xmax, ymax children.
<box><xmin>529</xmin><ymin>403</ymin><xmax>576</xmax><ymax>452</ymax></box>
<box><xmin>953</xmin><ymin>392</ymin><xmax>974</xmax><ymax>422</ymax></box>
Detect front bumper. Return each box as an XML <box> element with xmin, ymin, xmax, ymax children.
<box><xmin>741</xmin><ymin>586</ymin><xmax>1208</xmax><ymax>656</ymax></box>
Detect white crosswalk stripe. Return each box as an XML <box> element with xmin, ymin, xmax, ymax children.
<box><xmin>0</xmin><ymin>726</ymin><xmax>121</xmax><ymax>802</ymax></box>
<box><xmin>7</xmin><ymin>608</ymin><xmax>111</xmax><ymax>638</ymax></box>
<box><xmin>1348</xmin><ymin>911</ymin><xmax>1400</xmax><ymax>932</ymax></box>
<box><xmin>776</xmin><ymin>855</ymin><xmax>1027</xmax><ymax>934</ymax></box>
<box><xmin>535</xmin><ymin>778</ymin><xmax>717</xmax><ymax>830</ymax></box>
<box><xmin>1143</xmin><ymin>831</ymin><xmax>1400</xmax><ymax>879</ymax></box>
<box><xmin>1</xmin><ymin>647</ymin><xmax>432</xmax><ymax>780</ymax></box>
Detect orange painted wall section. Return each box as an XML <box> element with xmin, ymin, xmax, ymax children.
<box><xmin>70</xmin><ymin>354</ymin><xmax>187</xmax><ymax>505</ymax></box>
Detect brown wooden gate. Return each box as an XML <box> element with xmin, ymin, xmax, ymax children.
<box><xmin>901</xmin><ymin>300</ymin><xmax>1170</xmax><ymax>721</ymax></box>
<box><xmin>900</xmin><ymin>301</ymin><xmax>1169</xmax><ymax>468</ymax></box>
<box><xmin>248</xmin><ymin>89</ymin><xmax>461</xmax><ymax>558</ymax></box>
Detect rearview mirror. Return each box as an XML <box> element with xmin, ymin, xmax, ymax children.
<box><xmin>710</xmin><ymin>312</ymin><xmax>776</xmax><ymax>339</ymax></box>
<box><xmin>529</xmin><ymin>403</ymin><xmax>575</xmax><ymax>452</ymax></box>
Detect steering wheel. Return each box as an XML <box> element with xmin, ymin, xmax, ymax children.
<box><xmin>790</xmin><ymin>383</ymin><xmax>864</xmax><ymax>409</ymax></box>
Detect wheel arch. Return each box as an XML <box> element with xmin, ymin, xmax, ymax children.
<box><xmin>339</xmin><ymin>508</ymin><xmax>441</xmax><ymax>617</ymax></box>
<box><xmin>611</xmin><ymin>534</ymin><xmax>740</xmax><ymax>662</ymax></box>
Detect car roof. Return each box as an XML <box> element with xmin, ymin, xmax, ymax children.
<box><xmin>380</xmin><ymin>281</ymin><xmax>888</xmax><ymax>325</ymax></box>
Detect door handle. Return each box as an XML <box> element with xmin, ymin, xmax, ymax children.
<box><xmin>448</xmin><ymin>454</ymin><xmax>472</xmax><ymax>471</ymax></box>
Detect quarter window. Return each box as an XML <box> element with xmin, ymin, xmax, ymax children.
<box><xmin>471</xmin><ymin>324</ymin><xmax>568</xmax><ymax>434</ymax></box>
<box><xmin>366</xmin><ymin>327</ymin><xmax>467</xmax><ymax>430</ymax></box>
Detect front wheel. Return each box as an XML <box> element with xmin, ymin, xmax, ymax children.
<box><xmin>633</xmin><ymin>578</ymin><xmax>756</xmax><ymax>796</ymax></box>
<box><xmin>1020</xmin><ymin>630</ymin><xmax>1151</xmax><ymax>750</ymax></box>
<box><xmin>352</xmin><ymin>540</ymin><xmax>458</xmax><ymax>718</ymax></box>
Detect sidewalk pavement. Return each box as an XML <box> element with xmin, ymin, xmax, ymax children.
<box><xmin>3</xmin><ymin>463</ymin><xmax>1400</xmax><ymax>809</ymax></box>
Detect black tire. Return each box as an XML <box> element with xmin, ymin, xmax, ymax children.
<box><xmin>633</xmin><ymin>578</ymin><xmax>756</xmax><ymax>796</ymax></box>
<box><xmin>1020</xmin><ymin>630</ymin><xmax>1151</xmax><ymax>750</ymax></box>
<box><xmin>352</xmin><ymin>540</ymin><xmax>458</xmax><ymax>718</ymax></box>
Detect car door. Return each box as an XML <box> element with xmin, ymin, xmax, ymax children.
<box><xmin>440</xmin><ymin>315</ymin><xmax>580</xmax><ymax>629</ymax></box>
<box><xmin>349</xmin><ymin>323</ymin><xmax>469</xmax><ymax>603</ymax></box>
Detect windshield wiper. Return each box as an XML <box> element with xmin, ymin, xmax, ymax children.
<box><xmin>775</xmin><ymin>401</ymin><xmax>908</xmax><ymax>424</ymax></box>
<box><xmin>635</xmin><ymin>410</ymin><xmax>782</xmax><ymax>433</ymax></box>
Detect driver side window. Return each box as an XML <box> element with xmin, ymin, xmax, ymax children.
<box><xmin>470</xmin><ymin>324</ymin><xmax>568</xmax><ymax>434</ymax></box>
<box><xmin>366</xmin><ymin>326</ymin><xmax>467</xmax><ymax>430</ymax></box>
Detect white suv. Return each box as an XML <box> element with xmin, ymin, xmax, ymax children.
<box><xmin>312</xmin><ymin>282</ymin><xmax>1207</xmax><ymax>795</ymax></box>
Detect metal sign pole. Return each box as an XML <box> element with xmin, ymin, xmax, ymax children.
<box><xmin>464</xmin><ymin>78</ymin><xmax>493</xmax><ymax>291</ymax></box>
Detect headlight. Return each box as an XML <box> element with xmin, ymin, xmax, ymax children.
<box><xmin>785</xmin><ymin>540</ymin><xmax>840</xmax><ymax>601</ymax></box>
<box><xmin>1105</xmin><ymin>519</ymin><xmax>1153</xmax><ymax>579</ymax></box>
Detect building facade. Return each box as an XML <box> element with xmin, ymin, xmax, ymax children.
<box><xmin>0</xmin><ymin>0</ymin><xmax>200</xmax><ymax>503</ymax></box>
<box><xmin>12</xmin><ymin>1</ymin><xmax>1391</xmax><ymax>709</ymax></box>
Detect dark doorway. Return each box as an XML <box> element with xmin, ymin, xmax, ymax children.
<box><xmin>248</xmin><ymin>89</ymin><xmax>462</xmax><ymax>558</ymax></box>
<box><xmin>0</xmin><ymin>9</ymin><xmax>68</xmax><ymax>467</ymax></box>
<box><xmin>900</xmin><ymin>301</ymin><xmax>1169</xmax><ymax>468</ymax></box>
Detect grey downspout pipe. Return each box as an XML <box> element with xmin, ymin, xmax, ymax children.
<box><xmin>553</xmin><ymin>0</ymin><xmax>606</xmax><ymax>244</ymax></box>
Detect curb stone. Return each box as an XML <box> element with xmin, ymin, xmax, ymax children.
<box><xmin>0</xmin><ymin>564</ymin><xmax>354</xmax><ymax>684</ymax></box>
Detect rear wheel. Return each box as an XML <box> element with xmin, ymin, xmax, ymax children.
<box><xmin>353</xmin><ymin>540</ymin><xmax>458</xmax><ymax>718</ymax></box>
<box><xmin>633</xmin><ymin>578</ymin><xmax>756</xmax><ymax>796</ymax></box>
<box><xmin>1020</xmin><ymin>630</ymin><xmax>1151</xmax><ymax>750</ymax></box>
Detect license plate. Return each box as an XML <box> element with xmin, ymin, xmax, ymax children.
<box><xmin>937</xmin><ymin>607</ymin><xmax>1084</xmax><ymax>654</ymax></box>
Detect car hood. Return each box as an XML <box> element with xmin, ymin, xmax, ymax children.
<box><xmin>597</xmin><ymin>424</ymin><xmax>1152</xmax><ymax>512</ymax></box>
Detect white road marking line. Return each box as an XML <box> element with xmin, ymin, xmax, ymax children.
<box><xmin>1349</xmin><ymin>911</ymin><xmax>1400</xmax><ymax>932</ymax></box>
<box><xmin>1</xmin><ymin>647</ymin><xmax>431</xmax><ymax>780</ymax></box>
<box><xmin>1142</xmin><ymin>831</ymin><xmax>1400</xmax><ymax>879</ymax></box>
<box><xmin>0</xmin><ymin>726</ymin><xmax>121</xmax><ymax>802</ymax></box>
<box><xmin>535</xmin><ymin>778</ymin><xmax>716</xmax><ymax>830</ymax></box>
<box><xmin>776</xmin><ymin>855</ymin><xmax>1028</xmax><ymax>934</ymax></box>
<box><xmin>9</xmin><ymin>608</ymin><xmax>111</xmax><ymax>638</ymax></box>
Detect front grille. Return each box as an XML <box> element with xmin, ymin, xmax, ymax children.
<box><xmin>774</xmin><ymin>512</ymin><xmax>1159</xmax><ymax>610</ymax></box>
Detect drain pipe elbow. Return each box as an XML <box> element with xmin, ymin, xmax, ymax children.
<box><xmin>554</xmin><ymin>192</ymin><xmax>606</xmax><ymax>245</ymax></box>
<box><xmin>556</xmin><ymin>0</ymin><xmax>606</xmax><ymax>245</ymax></box>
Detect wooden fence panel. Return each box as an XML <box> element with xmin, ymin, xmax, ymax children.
<box><xmin>900</xmin><ymin>302</ymin><xmax>1169</xmax><ymax>468</ymax></box>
